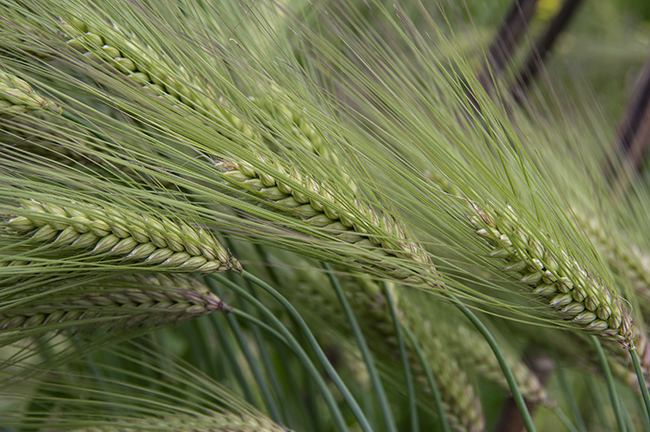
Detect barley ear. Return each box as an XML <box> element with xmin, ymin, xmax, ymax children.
<box><xmin>451</xmin><ymin>325</ymin><xmax>552</xmax><ymax>406</ymax></box>
<box><xmin>470</xmin><ymin>203</ymin><xmax>634</xmax><ymax>346</ymax></box>
<box><xmin>410</xmin><ymin>318</ymin><xmax>486</xmax><ymax>432</ymax></box>
<box><xmin>67</xmin><ymin>410</ymin><xmax>289</xmax><ymax>432</ymax></box>
<box><xmin>0</xmin><ymin>69</ymin><xmax>61</xmax><ymax>117</ymax></box>
<box><xmin>0</xmin><ymin>274</ymin><xmax>230</xmax><ymax>333</ymax></box>
<box><xmin>217</xmin><ymin>156</ymin><xmax>437</xmax><ymax>285</ymax></box>
<box><xmin>573</xmin><ymin>210</ymin><xmax>650</xmax><ymax>315</ymax></box>
<box><xmin>3</xmin><ymin>199</ymin><xmax>241</xmax><ymax>273</ymax></box>
<box><xmin>58</xmin><ymin>17</ymin><xmax>257</xmax><ymax>140</ymax></box>
<box><xmin>252</xmin><ymin>85</ymin><xmax>357</xmax><ymax>192</ymax></box>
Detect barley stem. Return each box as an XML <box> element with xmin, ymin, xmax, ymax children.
<box><xmin>382</xmin><ymin>281</ymin><xmax>418</xmax><ymax>432</ymax></box>
<box><xmin>204</xmin><ymin>275</ymin><xmax>350</xmax><ymax>432</ymax></box>
<box><xmin>592</xmin><ymin>335</ymin><xmax>627</xmax><ymax>432</ymax></box>
<box><xmin>219</xmin><ymin>271</ymin><xmax>374</xmax><ymax>432</ymax></box>
<box><xmin>446</xmin><ymin>291</ymin><xmax>537</xmax><ymax>432</ymax></box>
<box><xmin>553</xmin><ymin>351</ymin><xmax>587</xmax><ymax>432</ymax></box>
<box><xmin>324</xmin><ymin>263</ymin><xmax>398</xmax><ymax>432</ymax></box>
<box><xmin>275</xmin><ymin>256</ymin><xmax>486</xmax><ymax>431</ymax></box>
<box><xmin>207</xmin><ymin>312</ymin><xmax>256</xmax><ymax>405</ymax></box>
<box><xmin>404</xmin><ymin>325</ymin><xmax>451</xmax><ymax>432</ymax></box>
<box><xmin>630</xmin><ymin>347</ymin><xmax>650</xmax><ymax>428</ymax></box>
<box><xmin>208</xmin><ymin>282</ymin><xmax>282</xmax><ymax>423</ymax></box>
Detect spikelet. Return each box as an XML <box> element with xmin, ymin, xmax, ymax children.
<box><xmin>217</xmin><ymin>157</ymin><xmax>436</xmax><ymax>284</ymax></box>
<box><xmin>0</xmin><ymin>69</ymin><xmax>61</xmax><ymax>117</ymax></box>
<box><xmin>58</xmin><ymin>17</ymin><xmax>256</xmax><ymax>140</ymax></box>
<box><xmin>470</xmin><ymin>203</ymin><xmax>634</xmax><ymax>346</ymax></box>
<box><xmin>2</xmin><ymin>199</ymin><xmax>241</xmax><ymax>273</ymax></box>
<box><xmin>0</xmin><ymin>274</ymin><xmax>230</xmax><ymax>332</ymax></box>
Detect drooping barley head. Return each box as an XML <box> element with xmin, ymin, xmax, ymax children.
<box><xmin>2</xmin><ymin>199</ymin><xmax>241</xmax><ymax>273</ymax></box>
<box><xmin>218</xmin><ymin>156</ymin><xmax>436</xmax><ymax>285</ymax></box>
<box><xmin>0</xmin><ymin>273</ymin><xmax>230</xmax><ymax>333</ymax></box>
<box><xmin>0</xmin><ymin>69</ymin><xmax>61</xmax><ymax>117</ymax></box>
<box><xmin>471</xmin><ymin>203</ymin><xmax>634</xmax><ymax>346</ymax></box>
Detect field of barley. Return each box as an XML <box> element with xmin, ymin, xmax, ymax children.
<box><xmin>1</xmin><ymin>0</ymin><xmax>650</xmax><ymax>431</ymax></box>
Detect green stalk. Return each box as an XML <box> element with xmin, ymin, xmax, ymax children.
<box><xmin>250</xmin><ymin>246</ymin><xmax>320</xmax><ymax>429</ymax></box>
<box><xmin>553</xmin><ymin>351</ymin><xmax>587</xmax><ymax>432</ymax></box>
<box><xmin>554</xmin><ymin>408</ymin><xmax>583</xmax><ymax>432</ymax></box>
<box><xmin>223</xmin><ymin>239</ymin><xmax>288</xmax><ymax>420</ymax></box>
<box><xmin>208</xmin><ymin>274</ymin><xmax>350</xmax><ymax>432</ymax></box>
<box><xmin>445</xmin><ymin>292</ymin><xmax>537</xmax><ymax>432</ymax></box>
<box><xmin>205</xmin><ymin>292</ymin><xmax>255</xmax><ymax>404</ymax></box>
<box><xmin>237</xmin><ymin>284</ymin><xmax>289</xmax><ymax>424</ymax></box>
<box><xmin>231</xmin><ymin>310</ymin><xmax>288</xmax><ymax>344</ymax></box>
<box><xmin>381</xmin><ymin>281</ymin><xmax>418</xmax><ymax>432</ymax></box>
<box><xmin>209</xmin><ymin>314</ymin><xmax>257</xmax><ymax>403</ymax></box>
<box><xmin>209</xmin><ymin>282</ymin><xmax>282</xmax><ymax>423</ymax></box>
<box><xmin>231</xmin><ymin>271</ymin><xmax>374</xmax><ymax>432</ymax></box>
<box><xmin>194</xmin><ymin>317</ymin><xmax>225</xmax><ymax>382</ymax></box>
<box><xmin>592</xmin><ymin>336</ymin><xmax>626</xmax><ymax>432</ymax></box>
<box><xmin>246</xmin><ymin>245</ymin><xmax>312</xmax><ymax>428</ymax></box>
<box><xmin>404</xmin><ymin>326</ymin><xmax>450</xmax><ymax>432</ymax></box>
<box><xmin>630</xmin><ymin>347</ymin><xmax>650</xmax><ymax>431</ymax></box>
<box><xmin>324</xmin><ymin>264</ymin><xmax>398</xmax><ymax>432</ymax></box>
<box><xmin>232</xmin><ymin>308</ymin><xmax>324</xmax><ymax>431</ymax></box>
<box><xmin>587</xmin><ymin>374</ymin><xmax>615</xmax><ymax>432</ymax></box>
<box><xmin>642</xmin><ymin>396</ymin><xmax>650</xmax><ymax>432</ymax></box>
<box><xmin>303</xmin><ymin>358</ymin><xmax>326</xmax><ymax>432</ymax></box>
<box><xmin>188</xmin><ymin>320</ymin><xmax>209</xmax><ymax>373</ymax></box>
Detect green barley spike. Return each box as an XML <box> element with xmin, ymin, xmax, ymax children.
<box><xmin>218</xmin><ymin>156</ymin><xmax>437</xmax><ymax>284</ymax></box>
<box><xmin>2</xmin><ymin>199</ymin><xmax>241</xmax><ymax>273</ymax></box>
<box><xmin>0</xmin><ymin>69</ymin><xmax>61</xmax><ymax>117</ymax></box>
<box><xmin>59</xmin><ymin>17</ymin><xmax>257</xmax><ymax>140</ymax></box>
<box><xmin>471</xmin><ymin>203</ymin><xmax>634</xmax><ymax>346</ymax></box>
<box><xmin>68</xmin><ymin>410</ymin><xmax>289</xmax><ymax>432</ymax></box>
<box><xmin>252</xmin><ymin>85</ymin><xmax>358</xmax><ymax>192</ymax></box>
<box><xmin>0</xmin><ymin>274</ymin><xmax>230</xmax><ymax>332</ymax></box>
<box><xmin>449</xmin><ymin>325</ymin><xmax>552</xmax><ymax>406</ymax></box>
